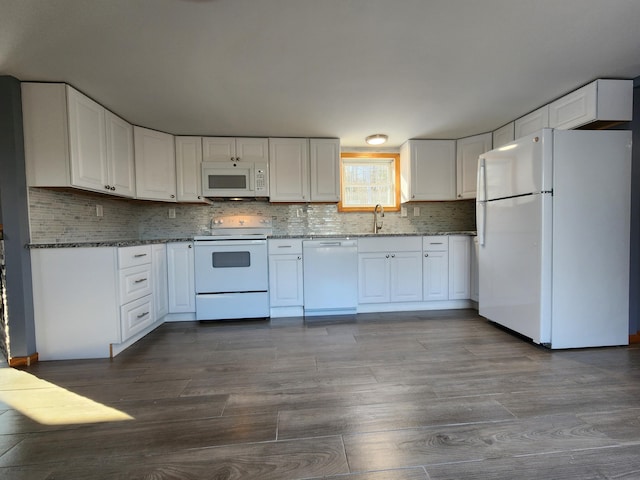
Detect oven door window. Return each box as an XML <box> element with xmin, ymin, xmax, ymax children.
<box><xmin>212</xmin><ymin>251</ymin><xmax>250</xmax><ymax>268</ymax></box>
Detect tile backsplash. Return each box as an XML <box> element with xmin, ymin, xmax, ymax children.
<box><xmin>28</xmin><ymin>188</ymin><xmax>476</xmax><ymax>244</ymax></box>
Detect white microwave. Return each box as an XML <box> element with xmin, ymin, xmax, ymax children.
<box><xmin>201</xmin><ymin>161</ymin><xmax>269</xmax><ymax>198</ymax></box>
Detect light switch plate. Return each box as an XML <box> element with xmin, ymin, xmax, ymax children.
<box><xmin>413</xmin><ymin>206</ymin><xmax>420</xmax><ymax>216</ymax></box>
<box><xmin>168</xmin><ymin>208</ymin><xmax>176</xmax><ymax>219</ymax></box>
<box><xmin>401</xmin><ymin>206</ymin><xmax>407</xmax><ymax>217</ymax></box>
<box><xmin>96</xmin><ymin>205</ymin><xmax>103</xmax><ymax>217</ymax></box>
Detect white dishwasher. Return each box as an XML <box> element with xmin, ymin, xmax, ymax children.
<box><xmin>302</xmin><ymin>238</ymin><xmax>358</xmax><ymax>316</ymax></box>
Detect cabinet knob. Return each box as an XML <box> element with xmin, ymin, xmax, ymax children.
<box><xmin>105</xmin><ymin>185</ymin><xmax>110</xmax><ymax>190</ymax></box>
<box><xmin>458</xmin><ymin>194</ymin><xmax>462</xmax><ymax>198</ymax></box>
<box><xmin>412</xmin><ymin>195</ymin><xmax>415</xmax><ymax>199</ymax></box>
<box><xmin>424</xmin><ymin>253</ymin><xmax>429</xmax><ymax>257</ymax></box>
<box><xmin>391</xmin><ymin>254</ymin><xmax>395</xmax><ymax>258</ymax></box>
<box><xmin>385</xmin><ymin>254</ymin><xmax>390</xmax><ymax>258</ymax></box>
<box><xmin>297</xmin><ymin>256</ymin><xmax>302</xmax><ymax>260</ymax></box>
<box><xmin>111</xmin><ymin>186</ymin><xmax>116</xmax><ymax>191</ymax></box>
<box><xmin>188</xmin><ymin>244</ymin><xmax>192</xmax><ymax>248</ymax></box>
<box><xmin>170</xmin><ymin>194</ymin><xmax>175</xmax><ymax>198</ymax></box>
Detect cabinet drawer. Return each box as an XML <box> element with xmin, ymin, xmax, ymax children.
<box><xmin>120</xmin><ymin>294</ymin><xmax>154</xmax><ymax>341</ymax></box>
<box><xmin>358</xmin><ymin>236</ymin><xmax>422</xmax><ymax>253</ymax></box>
<box><xmin>119</xmin><ymin>264</ymin><xmax>152</xmax><ymax>304</ymax></box>
<box><xmin>268</xmin><ymin>239</ymin><xmax>303</xmax><ymax>255</ymax></box>
<box><xmin>423</xmin><ymin>236</ymin><xmax>449</xmax><ymax>251</ymax></box>
<box><xmin>118</xmin><ymin>245</ymin><xmax>152</xmax><ymax>269</ymax></box>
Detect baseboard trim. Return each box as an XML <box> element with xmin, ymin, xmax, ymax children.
<box><xmin>9</xmin><ymin>353</ymin><xmax>39</xmax><ymax>367</ymax></box>
<box><xmin>630</xmin><ymin>333</ymin><xmax>640</xmax><ymax>344</ymax></box>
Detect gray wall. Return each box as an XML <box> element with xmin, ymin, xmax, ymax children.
<box><xmin>0</xmin><ymin>76</ymin><xmax>36</xmax><ymax>360</ymax></box>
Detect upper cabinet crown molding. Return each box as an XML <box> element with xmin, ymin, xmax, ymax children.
<box><xmin>22</xmin><ymin>83</ymin><xmax>136</xmax><ymax>198</ymax></box>
<box><xmin>492</xmin><ymin>122</ymin><xmax>515</xmax><ymax>149</ymax></box>
<box><xmin>514</xmin><ymin>105</ymin><xmax>550</xmax><ymax>139</ymax></box>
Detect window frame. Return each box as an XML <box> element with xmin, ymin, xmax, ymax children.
<box><xmin>338</xmin><ymin>152</ymin><xmax>401</xmax><ymax>212</ymax></box>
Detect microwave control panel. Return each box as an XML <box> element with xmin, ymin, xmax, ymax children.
<box><xmin>255</xmin><ymin>169</ymin><xmax>267</xmax><ymax>193</ymax></box>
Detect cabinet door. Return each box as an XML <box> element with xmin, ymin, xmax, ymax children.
<box><xmin>269</xmin><ymin>254</ymin><xmax>304</xmax><ymax>307</ymax></box>
<box><xmin>176</xmin><ymin>136</ymin><xmax>207</xmax><ymax>203</ymax></box>
<box><xmin>67</xmin><ymin>87</ymin><xmax>108</xmax><ymax>192</ymax></box>
<box><xmin>470</xmin><ymin>236</ymin><xmax>479</xmax><ymax>303</ymax></box>
<box><xmin>134</xmin><ymin>126</ymin><xmax>177</xmax><ymax>202</ymax></box>
<box><xmin>202</xmin><ymin>137</ymin><xmax>235</xmax><ymax>162</ymax></box>
<box><xmin>456</xmin><ymin>133</ymin><xmax>492</xmax><ymax>200</ymax></box>
<box><xmin>309</xmin><ymin>138</ymin><xmax>340</xmax><ymax>202</ymax></box>
<box><xmin>423</xmin><ymin>250</ymin><xmax>449</xmax><ymax>301</ymax></box>
<box><xmin>358</xmin><ymin>253</ymin><xmax>390</xmax><ymax>304</ymax></box>
<box><xmin>449</xmin><ymin>236</ymin><xmax>471</xmax><ymax>300</ymax></box>
<box><xmin>492</xmin><ymin>123</ymin><xmax>515</xmax><ymax>149</ymax></box>
<box><xmin>167</xmin><ymin>242</ymin><xmax>195</xmax><ymax>313</ymax></box>
<box><xmin>269</xmin><ymin>138</ymin><xmax>310</xmax><ymax>202</ymax></box>
<box><xmin>235</xmin><ymin>138</ymin><xmax>269</xmax><ymax>163</ymax></box>
<box><xmin>390</xmin><ymin>251</ymin><xmax>423</xmax><ymax>302</ymax></box>
<box><xmin>514</xmin><ymin>105</ymin><xmax>549</xmax><ymax>139</ymax></box>
<box><xmin>152</xmin><ymin>244</ymin><xmax>169</xmax><ymax>319</ymax></box>
<box><xmin>105</xmin><ymin>111</ymin><xmax>135</xmax><ymax>198</ymax></box>
<box><xmin>405</xmin><ymin>140</ymin><xmax>456</xmax><ymax>201</ymax></box>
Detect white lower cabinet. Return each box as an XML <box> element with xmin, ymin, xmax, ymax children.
<box><xmin>448</xmin><ymin>236</ymin><xmax>471</xmax><ymax>300</ymax></box>
<box><xmin>268</xmin><ymin>239</ymin><xmax>304</xmax><ymax>313</ymax></box>
<box><xmin>470</xmin><ymin>236</ymin><xmax>479</xmax><ymax>303</ymax></box>
<box><xmin>167</xmin><ymin>242</ymin><xmax>196</xmax><ymax>313</ymax></box>
<box><xmin>31</xmin><ymin>244</ymin><xmax>168</xmax><ymax>361</ymax></box>
<box><xmin>358</xmin><ymin>237</ymin><xmax>422</xmax><ymax>304</ymax></box>
<box><xmin>423</xmin><ymin>237</ymin><xmax>449</xmax><ymax>301</ymax></box>
<box><xmin>153</xmin><ymin>244</ymin><xmax>169</xmax><ymax>319</ymax></box>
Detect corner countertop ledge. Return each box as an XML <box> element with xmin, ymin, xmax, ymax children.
<box><xmin>26</xmin><ymin>238</ymin><xmax>193</xmax><ymax>249</ymax></box>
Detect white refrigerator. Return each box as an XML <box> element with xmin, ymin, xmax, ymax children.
<box><xmin>476</xmin><ymin>128</ymin><xmax>632</xmax><ymax>348</ymax></box>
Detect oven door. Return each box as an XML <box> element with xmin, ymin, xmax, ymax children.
<box><xmin>194</xmin><ymin>239</ymin><xmax>268</xmax><ymax>294</ymax></box>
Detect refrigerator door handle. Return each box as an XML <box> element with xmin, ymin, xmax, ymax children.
<box><xmin>477</xmin><ymin>157</ymin><xmax>487</xmax><ymax>202</ymax></box>
<box><xmin>477</xmin><ymin>201</ymin><xmax>486</xmax><ymax>246</ymax></box>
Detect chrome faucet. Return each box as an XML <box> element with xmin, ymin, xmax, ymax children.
<box><xmin>373</xmin><ymin>204</ymin><xmax>384</xmax><ymax>234</ymax></box>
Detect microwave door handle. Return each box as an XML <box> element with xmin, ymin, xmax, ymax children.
<box><xmin>248</xmin><ymin>165</ymin><xmax>255</xmax><ymax>192</ymax></box>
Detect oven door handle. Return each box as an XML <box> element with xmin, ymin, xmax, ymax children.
<box><xmin>195</xmin><ymin>240</ymin><xmax>266</xmax><ymax>247</ymax></box>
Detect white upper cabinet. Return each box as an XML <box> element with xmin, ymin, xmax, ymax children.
<box><xmin>134</xmin><ymin>126</ymin><xmax>177</xmax><ymax>202</ymax></box>
<box><xmin>514</xmin><ymin>105</ymin><xmax>550</xmax><ymax>139</ymax></box>
<box><xmin>202</xmin><ymin>137</ymin><xmax>269</xmax><ymax>163</ymax></box>
<box><xmin>309</xmin><ymin>138</ymin><xmax>340</xmax><ymax>202</ymax></box>
<box><xmin>400</xmin><ymin>139</ymin><xmax>457</xmax><ymax>202</ymax></box>
<box><xmin>22</xmin><ymin>83</ymin><xmax>135</xmax><ymax>198</ymax></box>
<box><xmin>269</xmin><ymin>138</ymin><xmax>310</xmax><ymax>202</ymax></box>
<box><xmin>492</xmin><ymin>122</ymin><xmax>515</xmax><ymax>149</ymax></box>
<box><xmin>456</xmin><ymin>132</ymin><xmax>492</xmax><ymax>200</ymax></box>
<box><xmin>104</xmin><ymin>111</ymin><xmax>136</xmax><ymax>197</ymax></box>
<box><xmin>175</xmin><ymin>136</ymin><xmax>209</xmax><ymax>203</ymax></box>
<box><xmin>548</xmin><ymin>79</ymin><xmax>633</xmax><ymax>130</ymax></box>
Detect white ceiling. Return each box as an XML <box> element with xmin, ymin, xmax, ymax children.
<box><xmin>2</xmin><ymin>0</ymin><xmax>640</xmax><ymax>148</ymax></box>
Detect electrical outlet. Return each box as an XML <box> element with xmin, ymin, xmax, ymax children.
<box><xmin>168</xmin><ymin>208</ymin><xmax>176</xmax><ymax>219</ymax></box>
<box><xmin>96</xmin><ymin>205</ymin><xmax>103</xmax><ymax>217</ymax></box>
<box><xmin>413</xmin><ymin>206</ymin><xmax>420</xmax><ymax>216</ymax></box>
<box><xmin>401</xmin><ymin>206</ymin><xmax>407</xmax><ymax>217</ymax></box>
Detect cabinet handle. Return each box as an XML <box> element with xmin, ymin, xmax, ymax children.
<box><xmin>134</xmin><ymin>278</ymin><xmax>147</xmax><ymax>284</ymax></box>
<box><xmin>278</xmin><ymin>245</ymin><xmax>292</xmax><ymax>248</ymax></box>
<box><xmin>134</xmin><ymin>253</ymin><xmax>147</xmax><ymax>258</ymax></box>
<box><xmin>137</xmin><ymin>312</ymin><xmax>149</xmax><ymax>319</ymax></box>
<box><xmin>430</xmin><ymin>242</ymin><xmax>443</xmax><ymax>245</ymax></box>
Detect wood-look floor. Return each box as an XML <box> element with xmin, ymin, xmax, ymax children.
<box><xmin>1</xmin><ymin>309</ymin><xmax>639</xmax><ymax>479</ymax></box>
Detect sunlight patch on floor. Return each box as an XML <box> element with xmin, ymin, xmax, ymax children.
<box><xmin>0</xmin><ymin>368</ymin><xmax>134</xmax><ymax>425</ymax></box>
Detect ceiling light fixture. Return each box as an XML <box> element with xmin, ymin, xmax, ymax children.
<box><xmin>365</xmin><ymin>134</ymin><xmax>388</xmax><ymax>146</ymax></box>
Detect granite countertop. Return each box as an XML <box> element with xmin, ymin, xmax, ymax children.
<box><xmin>27</xmin><ymin>232</ymin><xmax>477</xmax><ymax>248</ymax></box>
<box><xmin>26</xmin><ymin>238</ymin><xmax>193</xmax><ymax>249</ymax></box>
<box><xmin>269</xmin><ymin>231</ymin><xmax>477</xmax><ymax>239</ymax></box>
